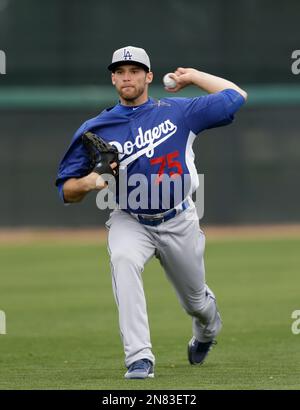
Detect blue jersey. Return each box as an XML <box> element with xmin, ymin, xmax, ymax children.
<box><xmin>56</xmin><ymin>89</ymin><xmax>245</xmax><ymax>214</ymax></box>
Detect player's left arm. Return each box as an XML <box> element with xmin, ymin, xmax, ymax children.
<box><xmin>167</xmin><ymin>67</ymin><xmax>247</xmax><ymax>100</ymax></box>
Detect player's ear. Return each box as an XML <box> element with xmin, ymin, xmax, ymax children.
<box><xmin>145</xmin><ymin>71</ymin><xmax>153</xmax><ymax>84</ymax></box>
<box><xmin>111</xmin><ymin>73</ymin><xmax>116</xmax><ymax>86</ymax></box>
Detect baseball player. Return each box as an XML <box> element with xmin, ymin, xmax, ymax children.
<box><xmin>56</xmin><ymin>46</ymin><xmax>247</xmax><ymax>379</ymax></box>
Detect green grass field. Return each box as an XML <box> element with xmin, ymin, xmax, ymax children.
<box><xmin>0</xmin><ymin>235</ymin><xmax>300</xmax><ymax>390</ymax></box>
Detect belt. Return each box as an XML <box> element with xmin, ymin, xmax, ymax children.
<box><xmin>133</xmin><ymin>198</ymin><xmax>190</xmax><ymax>226</ymax></box>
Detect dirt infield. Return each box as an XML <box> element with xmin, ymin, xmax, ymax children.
<box><xmin>0</xmin><ymin>224</ymin><xmax>300</xmax><ymax>244</ymax></box>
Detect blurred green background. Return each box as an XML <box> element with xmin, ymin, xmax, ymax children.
<box><xmin>0</xmin><ymin>238</ymin><xmax>299</xmax><ymax>389</ymax></box>
<box><xmin>0</xmin><ymin>0</ymin><xmax>299</xmax><ymax>226</ymax></box>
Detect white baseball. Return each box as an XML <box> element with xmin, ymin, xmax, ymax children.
<box><xmin>163</xmin><ymin>73</ymin><xmax>177</xmax><ymax>89</ymax></box>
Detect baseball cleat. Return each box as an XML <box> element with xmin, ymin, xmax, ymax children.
<box><xmin>124</xmin><ymin>359</ymin><xmax>154</xmax><ymax>379</ymax></box>
<box><xmin>188</xmin><ymin>337</ymin><xmax>217</xmax><ymax>365</ymax></box>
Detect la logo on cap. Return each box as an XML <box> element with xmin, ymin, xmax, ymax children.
<box><xmin>123</xmin><ymin>49</ymin><xmax>133</xmax><ymax>60</ymax></box>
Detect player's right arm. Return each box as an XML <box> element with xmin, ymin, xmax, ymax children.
<box><xmin>167</xmin><ymin>67</ymin><xmax>247</xmax><ymax>100</ymax></box>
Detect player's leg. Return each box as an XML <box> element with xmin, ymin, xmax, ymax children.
<box><xmin>154</xmin><ymin>205</ymin><xmax>222</xmax><ymax>344</ymax></box>
<box><xmin>106</xmin><ymin>209</ymin><xmax>156</xmax><ymax>370</ymax></box>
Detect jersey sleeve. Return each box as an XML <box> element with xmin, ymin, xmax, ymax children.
<box><xmin>174</xmin><ymin>89</ymin><xmax>245</xmax><ymax>135</ymax></box>
<box><xmin>55</xmin><ymin>121</ymin><xmax>91</xmax><ymax>201</ymax></box>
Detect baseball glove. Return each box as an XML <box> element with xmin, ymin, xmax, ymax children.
<box><xmin>82</xmin><ymin>131</ymin><xmax>120</xmax><ymax>176</ymax></box>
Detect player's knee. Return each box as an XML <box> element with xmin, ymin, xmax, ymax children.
<box><xmin>110</xmin><ymin>250</ymin><xmax>143</xmax><ymax>271</ymax></box>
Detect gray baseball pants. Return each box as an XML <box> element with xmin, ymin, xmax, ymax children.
<box><xmin>105</xmin><ymin>200</ymin><xmax>222</xmax><ymax>367</ymax></box>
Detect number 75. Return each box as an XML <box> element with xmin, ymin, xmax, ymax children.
<box><xmin>150</xmin><ymin>151</ymin><xmax>183</xmax><ymax>184</ymax></box>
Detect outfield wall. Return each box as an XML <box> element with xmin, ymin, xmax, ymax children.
<box><xmin>1</xmin><ymin>0</ymin><xmax>299</xmax><ymax>86</ymax></box>
<box><xmin>1</xmin><ymin>0</ymin><xmax>299</xmax><ymax>226</ymax></box>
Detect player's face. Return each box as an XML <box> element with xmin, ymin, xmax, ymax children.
<box><xmin>112</xmin><ymin>65</ymin><xmax>153</xmax><ymax>105</ymax></box>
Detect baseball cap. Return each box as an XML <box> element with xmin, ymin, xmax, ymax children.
<box><xmin>108</xmin><ymin>46</ymin><xmax>151</xmax><ymax>72</ymax></box>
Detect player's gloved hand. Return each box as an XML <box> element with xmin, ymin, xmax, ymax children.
<box><xmin>82</xmin><ymin>131</ymin><xmax>120</xmax><ymax>176</ymax></box>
